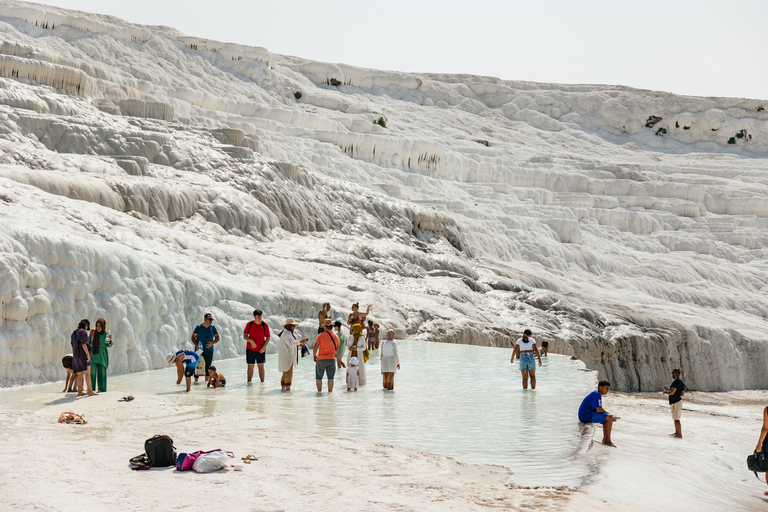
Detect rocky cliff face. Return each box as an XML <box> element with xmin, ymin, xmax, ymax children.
<box><xmin>0</xmin><ymin>1</ymin><xmax>766</xmax><ymax>390</ymax></box>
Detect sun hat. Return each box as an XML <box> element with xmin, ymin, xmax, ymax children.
<box><xmin>284</xmin><ymin>318</ymin><xmax>300</xmax><ymax>327</ymax></box>
<box><xmin>165</xmin><ymin>352</ymin><xmax>176</xmax><ymax>364</ymax></box>
<box><xmin>323</xmin><ymin>318</ymin><xmax>333</xmax><ymax>327</ymax></box>
<box><xmin>349</xmin><ymin>356</ymin><xmax>359</xmax><ymax>365</ymax></box>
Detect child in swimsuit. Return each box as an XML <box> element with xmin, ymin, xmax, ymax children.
<box><xmin>367</xmin><ymin>320</ymin><xmax>376</xmax><ymax>351</ymax></box>
<box><xmin>373</xmin><ymin>323</ymin><xmax>381</xmax><ymax>349</ymax></box>
<box><xmin>207</xmin><ymin>366</ymin><xmax>226</xmax><ymax>388</ymax></box>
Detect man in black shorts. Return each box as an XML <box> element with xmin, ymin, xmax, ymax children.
<box><xmin>243</xmin><ymin>310</ymin><xmax>270</xmax><ymax>383</ymax></box>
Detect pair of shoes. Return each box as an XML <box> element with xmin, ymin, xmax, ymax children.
<box><xmin>118</xmin><ymin>395</ymin><xmax>134</xmax><ymax>402</ymax></box>
<box><xmin>241</xmin><ymin>454</ymin><xmax>258</xmax><ymax>464</ymax></box>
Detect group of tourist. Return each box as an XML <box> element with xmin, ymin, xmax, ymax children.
<box><xmin>509</xmin><ymin>329</ymin><xmax>687</xmax><ymax>448</ymax></box>
<box><xmin>161</xmin><ymin>302</ymin><xmax>400</xmax><ymax>393</ymax></box>
<box><xmin>62</xmin><ymin>318</ymin><xmax>113</xmax><ymax>396</ymax></box>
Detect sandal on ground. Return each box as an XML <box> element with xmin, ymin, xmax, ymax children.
<box><xmin>118</xmin><ymin>395</ymin><xmax>134</xmax><ymax>402</ymax></box>
<box><xmin>241</xmin><ymin>454</ymin><xmax>258</xmax><ymax>463</ymax></box>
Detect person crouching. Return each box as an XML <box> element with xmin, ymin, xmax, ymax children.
<box><xmin>166</xmin><ymin>349</ymin><xmax>200</xmax><ymax>392</ymax></box>
<box><xmin>207</xmin><ymin>366</ymin><xmax>226</xmax><ymax>388</ymax></box>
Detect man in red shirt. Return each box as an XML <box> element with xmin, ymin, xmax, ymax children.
<box><xmin>243</xmin><ymin>310</ymin><xmax>270</xmax><ymax>383</ymax></box>
<box><xmin>313</xmin><ymin>318</ymin><xmax>341</xmax><ymax>392</ymax></box>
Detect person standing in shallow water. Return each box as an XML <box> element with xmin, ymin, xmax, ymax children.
<box><xmin>662</xmin><ymin>368</ymin><xmax>685</xmax><ymax>438</ymax></box>
<box><xmin>71</xmin><ymin>319</ymin><xmax>96</xmax><ymax>396</ymax></box>
<box><xmin>277</xmin><ymin>318</ymin><xmax>306</xmax><ymax>391</ymax></box>
<box><xmin>314</xmin><ymin>318</ymin><xmax>341</xmax><ymax>392</ymax></box>
<box><xmin>380</xmin><ymin>329</ymin><xmax>400</xmax><ymax>390</ymax></box>
<box><xmin>511</xmin><ymin>329</ymin><xmax>542</xmax><ymax>389</ymax></box>
<box><xmin>89</xmin><ymin>318</ymin><xmax>112</xmax><ymax>392</ymax></box>
<box><xmin>192</xmin><ymin>313</ymin><xmax>219</xmax><ymax>384</ymax></box>
<box><xmin>243</xmin><ymin>309</ymin><xmax>270</xmax><ymax>383</ymax></box>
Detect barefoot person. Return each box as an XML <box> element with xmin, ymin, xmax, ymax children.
<box><xmin>192</xmin><ymin>313</ymin><xmax>219</xmax><ymax>384</ymax></box>
<box><xmin>277</xmin><ymin>318</ymin><xmax>306</xmax><ymax>391</ymax></box>
<box><xmin>62</xmin><ymin>354</ymin><xmax>75</xmax><ymax>392</ymax></box>
<box><xmin>243</xmin><ymin>309</ymin><xmax>270</xmax><ymax>383</ymax></box>
<box><xmin>510</xmin><ymin>329</ymin><xmax>542</xmax><ymax>389</ymax></box>
<box><xmin>380</xmin><ymin>329</ymin><xmax>400</xmax><ymax>390</ymax></box>
<box><xmin>71</xmin><ymin>319</ymin><xmax>96</xmax><ymax>396</ymax></box>
<box><xmin>334</xmin><ymin>321</ymin><xmax>347</xmax><ymax>369</ymax></box>
<box><xmin>207</xmin><ymin>366</ymin><xmax>226</xmax><ymax>388</ymax></box>
<box><xmin>662</xmin><ymin>368</ymin><xmax>685</xmax><ymax>438</ymax></box>
<box><xmin>166</xmin><ymin>349</ymin><xmax>200</xmax><ymax>392</ymax></box>
<box><xmin>754</xmin><ymin>406</ymin><xmax>768</xmax><ymax>494</ymax></box>
<box><xmin>314</xmin><ymin>318</ymin><xmax>341</xmax><ymax>392</ymax></box>
<box><xmin>578</xmin><ymin>381</ymin><xmax>618</xmax><ymax>447</ymax></box>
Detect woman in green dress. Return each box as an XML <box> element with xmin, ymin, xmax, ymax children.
<box><xmin>90</xmin><ymin>318</ymin><xmax>113</xmax><ymax>392</ymax></box>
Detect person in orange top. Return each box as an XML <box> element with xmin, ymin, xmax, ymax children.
<box><xmin>313</xmin><ymin>318</ymin><xmax>341</xmax><ymax>392</ymax></box>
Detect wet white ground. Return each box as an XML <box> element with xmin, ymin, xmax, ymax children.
<box><xmin>0</xmin><ymin>343</ymin><xmax>597</xmax><ymax>487</ymax></box>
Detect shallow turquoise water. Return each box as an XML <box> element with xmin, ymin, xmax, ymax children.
<box><xmin>0</xmin><ymin>341</ymin><xmax>597</xmax><ymax>486</ymax></box>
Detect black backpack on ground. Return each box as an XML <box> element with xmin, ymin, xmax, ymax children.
<box><xmin>130</xmin><ymin>435</ymin><xmax>176</xmax><ymax>470</ymax></box>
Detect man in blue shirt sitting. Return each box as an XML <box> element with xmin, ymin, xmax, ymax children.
<box><xmin>192</xmin><ymin>313</ymin><xmax>219</xmax><ymax>384</ymax></box>
<box><xmin>578</xmin><ymin>380</ymin><xmax>618</xmax><ymax>447</ymax></box>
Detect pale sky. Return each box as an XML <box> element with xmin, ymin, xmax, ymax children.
<box><xmin>25</xmin><ymin>0</ymin><xmax>768</xmax><ymax>100</ymax></box>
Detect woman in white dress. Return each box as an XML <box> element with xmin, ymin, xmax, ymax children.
<box><xmin>347</xmin><ymin>323</ymin><xmax>367</xmax><ymax>386</ymax></box>
<box><xmin>380</xmin><ymin>329</ymin><xmax>400</xmax><ymax>390</ymax></box>
<box><xmin>277</xmin><ymin>318</ymin><xmax>306</xmax><ymax>391</ymax></box>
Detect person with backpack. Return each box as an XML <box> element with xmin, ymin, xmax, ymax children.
<box><xmin>89</xmin><ymin>318</ymin><xmax>113</xmax><ymax>392</ymax></box>
<box><xmin>243</xmin><ymin>309</ymin><xmax>270</xmax><ymax>383</ymax></box>
<box><xmin>166</xmin><ymin>349</ymin><xmax>200</xmax><ymax>392</ymax></box>
<box><xmin>314</xmin><ymin>318</ymin><xmax>341</xmax><ymax>392</ymax></box>
<box><xmin>191</xmin><ymin>313</ymin><xmax>219</xmax><ymax>384</ymax></box>
<box><xmin>754</xmin><ymin>406</ymin><xmax>768</xmax><ymax>494</ymax></box>
<box><xmin>510</xmin><ymin>329</ymin><xmax>542</xmax><ymax>390</ymax></box>
<box><xmin>277</xmin><ymin>318</ymin><xmax>306</xmax><ymax>391</ymax></box>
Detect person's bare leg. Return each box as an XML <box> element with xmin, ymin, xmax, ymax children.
<box><xmin>84</xmin><ymin>368</ymin><xmax>97</xmax><ymax>395</ymax></box>
<box><xmin>316</xmin><ymin>379</ymin><xmax>322</xmax><ymax>392</ymax></box>
<box><xmin>521</xmin><ymin>369</ymin><xmax>529</xmax><ymax>389</ymax></box>
<box><xmin>529</xmin><ymin>369</ymin><xmax>536</xmax><ymax>390</ymax></box>
<box><xmin>602</xmin><ymin>417</ymin><xmax>615</xmax><ymax>446</ymax></box>
<box><xmin>389</xmin><ymin>374</ymin><xmax>395</xmax><ymax>390</ymax></box>
<box><xmin>185</xmin><ymin>376</ymin><xmax>191</xmax><ymax>392</ymax></box>
<box><xmin>63</xmin><ymin>372</ymin><xmax>71</xmax><ymax>392</ymax></box>
<box><xmin>247</xmin><ymin>363</ymin><xmax>254</xmax><ymax>383</ymax></box>
<box><xmin>76</xmin><ymin>372</ymin><xmax>85</xmax><ymax>395</ymax></box>
<box><xmin>383</xmin><ymin>373</ymin><xmax>387</xmax><ymax>389</ymax></box>
<box><xmin>672</xmin><ymin>419</ymin><xmax>682</xmax><ymax>438</ymax></box>
<box><xmin>258</xmin><ymin>363</ymin><xmax>265</xmax><ymax>382</ymax></box>
<box><xmin>328</xmin><ymin>378</ymin><xmax>334</xmax><ymax>392</ymax></box>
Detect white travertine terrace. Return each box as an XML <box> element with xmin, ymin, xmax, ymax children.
<box><xmin>0</xmin><ymin>0</ymin><xmax>766</xmax><ymax>391</ymax></box>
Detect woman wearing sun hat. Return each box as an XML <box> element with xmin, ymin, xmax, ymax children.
<box><xmin>277</xmin><ymin>318</ymin><xmax>307</xmax><ymax>390</ymax></box>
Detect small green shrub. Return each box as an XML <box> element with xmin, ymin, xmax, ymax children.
<box><xmin>374</xmin><ymin>116</ymin><xmax>387</xmax><ymax>128</ymax></box>
<box><xmin>293</xmin><ymin>91</ymin><xmax>302</xmax><ymax>100</ymax></box>
<box><xmin>655</xmin><ymin>127</ymin><xmax>667</xmax><ymax>136</ymax></box>
<box><xmin>727</xmin><ymin>137</ymin><xmax>736</xmax><ymax>144</ymax></box>
<box><xmin>758</xmin><ymin>105</ymin><xmax>764</xmax><ymax>112</ymax></box>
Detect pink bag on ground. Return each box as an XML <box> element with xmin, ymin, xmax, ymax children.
<box><xmin>176</xmin><ymin>449</ymin><xmax>221</xmax><ymax>471</ymax></box>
